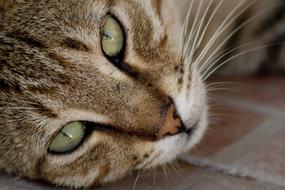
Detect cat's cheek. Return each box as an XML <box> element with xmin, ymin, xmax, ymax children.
<box><xmin>52</xmin><ymin>170</ymin><xmax>101</xmax><ymax>188</ymax></box>
<box><xmin>99</xmin><ymin>142</ymin><xmax>155</xmax><ymax>184</ymax></box>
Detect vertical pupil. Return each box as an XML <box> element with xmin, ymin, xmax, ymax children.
<box><xmin>104</xmin><ymin>31</ymin><xmax>113</xmax><ymax>39</ymax></box>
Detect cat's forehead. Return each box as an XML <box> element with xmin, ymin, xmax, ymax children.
<box><xmin>54</xmin><ymin>0</ymin><xmax>166</xmax><ymax>42</ymax></box>
<box><xmin>5</xmin><ymin>0</ymin><xmax>167</xmax><ymax>50</ymax></box>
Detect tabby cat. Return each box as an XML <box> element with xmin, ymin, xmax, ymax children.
<box><xmin>0</xmin><ymin>0</ymin><xmax>284</xmax><ymax>188</ymax></box>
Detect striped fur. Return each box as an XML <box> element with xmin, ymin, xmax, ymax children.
<box><xmin>0</xmin><ymin>0</ymin><xmax>284</xmax><ymax>188</ymax></box>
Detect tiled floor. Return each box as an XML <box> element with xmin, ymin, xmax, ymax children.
<box><xmin>1</xmin><ymin>76</ymin><xmax>285</xmax><ymax>190</ymax></box>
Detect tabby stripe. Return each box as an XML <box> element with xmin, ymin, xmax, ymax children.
<box><xmin>151</xmin><ymin>0</ymin><xmax>162</xmax><ymax>19</ymax></box>
<box><xmin>35</xmin><ymin>155</ymin><xmax>45</xmax><ymax>177</ymax></box>
<box><xmin>85</xmin><ymin>121</ymin><xmax>156</xmax><ymax>141</ymax></box>
<box><xmin>0</xmin><ymin>7</ymin><xmax>4</xmax><ymax>28</ymax></box>
<box><xmin>117</xmin><ymin>61</ymin><xmax>140</xmax><ymax>79</ymax></box>
<box><xmin>255</xmin><ymin>0</ymin><xmax>285</xmax><ymax>36</ymax></box>
<box><xmin>22</xmin><ymin>97</ymin><xmax>58</xmax><ymax>118</ymax></box>
<box><xmin>6</xmin><ymin>31</ymin><xmax>47</xmax><ymax>48</ymax></box>
<box><xmin>0</xmin><ymin>78</ymin><xmax>22</xmax><ymax>92</ymax></box>
<box><xmin>61</xmin><ymin>37</ymin><xmax>90</xmax><ymax>52</ymax></box>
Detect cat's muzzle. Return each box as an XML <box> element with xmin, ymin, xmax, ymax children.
<box><xmin>157</xmin><ymin>104</ymin><xmax>196</xmax><ymax>139</ymax></box>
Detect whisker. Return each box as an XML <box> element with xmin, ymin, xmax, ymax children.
<box><xmin>203</xmin><ymin>41</ymin><xmax>285</xmax><ymax>80</ymax></box>
<box><xmin>206</xmin><ymin>81</ymin><xmax>241</xmax><ymax>87</ymax></box>
<box><xmin>182</xmin><ymin>0</ymin><xmax>205</xmax><ymax>88</ymax></box>
<box><xmin>206</xmin><ymin>81</ymin><xmax>242</xmax><ymax>93</ymax></box>
<box><xmin>183</xmin><ymin>1</ymin><xmax>215</xmax><ymax>94</ymax></box>
<box><xmin>163</xmin><ymin>163</ymin><xmax>167</xmax><ymax>177</ymax></box>
<box><xmin>195</xmin><ymin>0</ymin><xmax>225</xmax><ymax>53</ymax></box>
<box><xmin>168</xmin><ymin>162</ymin><xmax>185</xmax><ymax>179</ymax></box>
<box><xmin>207</xmin><ymin>87</ymin><xmax>240</xmax><ymax>93</ymax></box>
<box><xmin>200</xmin><ymin>40</ymin><xmax>261</xmax><ymax>79</ymax></box>
<box><xmin>180</xmin><ymin>0</ymin><xmax>195</xmax><ymax>61</ymax></box>
<box><xmin>152</xmin><ymin>165</ymin><xmax>158</xmax><ymax>185</ymax></box>
<box><xmin>184</xmin><ymin>0</ymin><xmax>208</xmax><ymax>60</ymax></box>
<box><xmin>200</xmin><ymin>6</ymin><xmax>275</xmax><ymax>79</ymax></box>
<box><xmin>132</xmin><ymin>171</ymin><xmax>141</xmax><ymax>190</ymax></box>
<box><xmin>199</xmin><ymin>1</ymin><xmax>283</xmax><ymax>79</ymax></box>
<box><xmin>194</xmin><ymin>0</ymin><xmax>251</xmax><ymax>71</ymax></box>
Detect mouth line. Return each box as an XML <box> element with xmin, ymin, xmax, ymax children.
<box><xmin>185</xmin><ymin>120</ymin><xmax>199</xmax><ymax>136</ymax></box>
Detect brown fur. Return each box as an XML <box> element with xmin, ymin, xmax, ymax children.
<box><xmin>0</xmin><ymin>0</ymin><xmax>204</xmax><ymax>188</ymax></box>
<box><xmin>0</xmin><ymin>0</ymin><xmax>285</xmax><ymax>188</ymax></box>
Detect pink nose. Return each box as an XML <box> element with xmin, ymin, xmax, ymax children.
<box><xmin>157</xmin><ymin>104</ymin><xmax>184</xmax><ymax>139</ymax></box>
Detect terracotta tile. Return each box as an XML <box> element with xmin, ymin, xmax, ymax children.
<box><xmin>2</xmin><ymin>162</ymin><xmax>282</xmax><ymax>190</ymax></box>
<box><xmin>0</xmin><ymin>172</ymin><xmax>63</xmax><ymax>190</ymax></box>
<box><xmin>192</xmin><ymin>115</ymin><xmax>285</xmax><ymax>187</ymax></box>
<box><xmin>95</xmin><ymin>162</ymin><xmax>284</xmax><ymax>190</ymax></box>
<box><xmin>181</xmin><ymin>170</ymin><xmax>284</xmax><ymax>190</ymax></box>
<box><xmin>0</xmin><ymin>164</ymin><xmax>196</xmax><ymax>190</ymax></box>
<box><xmin>209</xmin><ymin>76</ymin><xmax>285</xmax><ymax>110</ymax></box>
<box><xmin>190</xmin><ymin>104</ymin><xmax>266</xmax><ymax>157</ymax></box>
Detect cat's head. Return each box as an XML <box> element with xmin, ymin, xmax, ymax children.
<box><xmin>0</xmin><ymin>0</ymin><xmax>208</xmax><ymax>188</ymax></box>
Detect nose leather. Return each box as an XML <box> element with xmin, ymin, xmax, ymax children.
<box><xmin>157</xmin><ymin>104</ymin><xmax>184</xmax><ymax>139</ymax></box>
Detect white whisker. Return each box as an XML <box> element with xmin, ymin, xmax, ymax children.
<box><xmin>180</xmin><ymin>0</ymin><xmax>195</xmax><ymax>58</ymax></box>
<box><xmin>203</xmin><ymin>42</ymin><xmax>285</xmax><ymax>80</ymax></box>
<box><xmin>184</xmin><ymin>0</ymin><xmax>207</xmax><ymax>59</ymax></box>
<box><xmin>195</xmin><ymin>0</ymin><xmax>224</xmax><ymax>52</ymax></box>
<box><xmin>187</xmin><ymin>0</ymin><xmax>213</xmax><ymax>64</ymax></box>
<box><xmin>132</xmin><ymin>172</ymin><xmax>141</xmax><ymax>190</ymax></box>
<box><xmin>200</xmin><ymin>4</ymin><xmax>276</xmax><ymax>79</ymax></box>
<box><xmin>198</xmin><ymin>1</ymin><xmax>282</xmax><ymax>79</ymax></box>
<box><xmin>195</xmin><ymin>0</ymin><xmax>251</xmax><ymax>71</ymax></box>
<box><xmin>200</xmin><ymin>40</ymin><xmax>261</xmax><ymax>79</ymax></box>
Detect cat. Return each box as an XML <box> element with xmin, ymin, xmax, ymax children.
<box><xmin>0</xmin><ymin>0</ymin><xmax>284</xmax><ymax>188</ymax></box>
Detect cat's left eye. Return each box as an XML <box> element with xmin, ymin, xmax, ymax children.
<box><xmin>101</xmin><ymin>16</ymin><xmax>124</xmax><ymax>60</ymax></box>
<box><xmin>48</xmin><ymin>122</ymin><xmax>85</xmax><ymax>154</ymax></box>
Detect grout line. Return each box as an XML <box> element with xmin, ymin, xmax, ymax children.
<box><xmin>180</xmin><ymin>116</ymin><xmax>285</xmax><ymax>188</ymax></box>
<box><xmin>178</xmin><ymin>156</ymin><xmax>251</xmax><ymax>179</ymax></box>
<box><xmin>178</xmin><ymin>156</ymin><xmax>285</xmax><ymax>188</ymax></box>
<box><xmin>179</xmin><ymin>115</ymin><xmax>285</xmax><ymax>188</ymax></box>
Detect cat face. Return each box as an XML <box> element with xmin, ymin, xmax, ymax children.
<box><xmin>0</xmin><ymin>0</ymin><xmax>208</xmax><ymax>188</ymax></box>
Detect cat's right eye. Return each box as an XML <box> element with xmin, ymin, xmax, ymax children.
<box><xmin>48</xmin><ymin>122</ymin><xmax>85</xmax><ymax>154</ymax></box>
<box><xmin>101</xmin><ymin>16</ymin><xmax>124</xmax><ymax>62</ymax></box>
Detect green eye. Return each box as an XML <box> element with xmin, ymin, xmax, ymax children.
<box><xmin>101</xmin><ymin>16</ymin><xmax>124</xmax><ymax>58</ymax></box>
<box><xmin>49</xmin><ymin>122</ymin><xmax>85</xmax><ymax>154</ymax></box>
